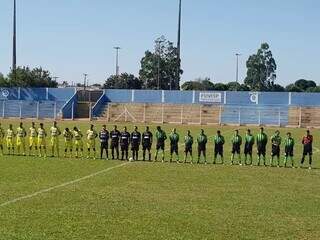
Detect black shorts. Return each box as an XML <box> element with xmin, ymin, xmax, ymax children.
<box><xmin>198</xmin><ymin>144</ymin><xmax>206</xmax><ymax>153</ymax></box>
<box><xmin>303</xmin><ymin>145</ymin><xmax>312</xmax><ymax>156</ymax></box>
<box><xmin>100</xmin><ymin>142</ymin><xmax>108</xmax><ymax>150</ymax></box>
<box><xmin>285</xmin><ymin>146</ymin><xmax>294</xmax><ymax>157</ymax></box>
<box><xmin>257</xmin><ymin>144</ymin><xmax>266</xmax><ymax>156</ymax></box>
<box><xmin>185</xmin><ymin>145</ymin><xmax>192</xmax><ymax>154</ymax></box>
<box><xmin>143</xmin><ymin>144</ymin><xmax>151</xmax><ymax>151</ymax></box>
<box><xmin>170</xmin><ymin>144</ymin><xmax>178</xmax><ymax>155</ymax></box>
<box><xmin>131</xmin><ymin>143</ymin><xmax>140</xmax><ymax>151</ymax></box>
<box><xmin>214</xmin><ymin>144</ymin><xmax>224</xmax><ymax>156</ymax></box>
<box><xmin>232</xmin><ymin>143</ymin><xmax>241</xmax><ymax>154</ymax></box>
<box><xmin>244</xmin><ymin>143</ymin><xmax>253</xmax><ymax>155</ymax></box>
<box><xmin>110</xmin><ymin>142</ymin><xmax>119</xmax><ymax>149</ymax></box>
<box><xmin>271</xmin><ymin>145</ymin><xmax>280</xmax><ymax>157</ymax></box>
<box><xmin>156</xmin><ymin>142</ymin><xmax>165</xmax><ymax>151</ymax></box>
<box><xmin>120</xmin><ymin>144</ymin><xmax>129</xmax><ymax>151</ymax></box>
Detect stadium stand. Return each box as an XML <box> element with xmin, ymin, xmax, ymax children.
<box><xmin>0</xmin><ymin>88</ymin><xmax>76</xmax><ymax>119</ymax></box>
<box><xmin>1</xmin><ymin>88</ymin><xmax>320</xmax><ymax>127</ymax></box>
<box><xmin>92</xmin><ymin>90</ymin><xmax>320</xmax><ymax>127</ymax></box>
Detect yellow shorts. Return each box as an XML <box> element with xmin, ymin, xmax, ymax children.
<box><xmin>65</xmin><ymin>141</ymin><xmax>73</xmax><ymax>150</ymax></box>
<box><xmin>51</xmin><ymin>137</ymin><xmax>59</xmax><ymax>147</ymax></box>
<box><xmin>29</xmin><ymin>137</ymin><xmax>37</xmax><ymax>147</ymax></box>
<box><xmin>38</xmin><ymin>138</ymin><xmax>46</xmax><ymax>147</ymax></box>
<box><xmin>16</xmin><ymin>137</ymin><xmax>26</xmax><ymax>147</ymax></box>
<box><xmin>74</xmin><ymin>140</ymin><xmax>83</xmax><ymax>149</ymax></box>
<box><xmin>6</xmin><ymin>138</ymin><xmax>14</xmax><ymax>148</ymax></box>
<box><xmin>86</xmin><ymin>139</ymin><xmax>96</xmax><ymax>149</ymax></box>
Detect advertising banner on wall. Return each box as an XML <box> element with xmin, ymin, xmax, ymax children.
<box><xmin>199</xmin><ymin>92</ymin><xmax>222</xmax><ymax>103</ymax></box>
<box><xmin>0</xmin><ymin>88</ymin><xmax>10</xmax><ymax>100</ymax></box>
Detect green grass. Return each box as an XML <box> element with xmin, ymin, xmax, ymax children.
<box><xmin>0</xmin><ymin>119</ymin><xmax>319</xmax><ymax>240</ymax></box>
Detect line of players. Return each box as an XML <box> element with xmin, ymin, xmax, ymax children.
<box><xmin>0</xmin><ymin>122</ymin><xmax>315</xmax><ymax>169</ymax></box>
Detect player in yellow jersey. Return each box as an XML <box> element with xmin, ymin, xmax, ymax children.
<box><xmin>37</xmin><ymin>123</ymin><xmax>47</xmax><ymax>158</ymax></box>
<box><xmin>50</xmin><ymin>121</ymin><xmax>61</xmax><ymax>157</ymax></box>
<box><xmin>29</xmin><ymin>122</ymin><xmax>38</xmax><ymax>156</ymax></box>
<box><xmin>63</xmin><ymin>128</ymin><xmax>73</xmax><ymax>158</ymax></box>
<box><xmin>0</xmin><ymin>123</ymin><xmax>5</xmax><ymax>156</ymax></box>
<box><xmin>6</xmin><ymin>124</ymin><xmax>15</xmax><ymax>155</ymax></box>
<box><xmin>86</xmin><ymin>124</ymin><xmax>98</xmax><ymax>159</ymax></box>
<box><xmin>16</xmin><ymin>122</ymin><xmax>27</xmax><ymax>156</ymax></box>
<box><xmin>73</xmin><ymin>127</ymin><xmax>84</xmax><ymax>158</ymax></box>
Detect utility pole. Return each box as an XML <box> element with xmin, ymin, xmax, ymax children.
<box><xmin>235</xmin><ymin>53</ymin><xmax>241</xmax><ymax>83</ymax></box>
<box><xmin>114</xmin><ymin>47</ymin><xmax>121</xmax><ymax>76</ymax></box>
<box><xmin>155</xmin><ymin>39</ymin><xmax>164</xmax><ymax>90</ymax></box>
<box><xmin>83</xmin><ymin>74</ymin><xmax>88</xmax><ymax>90</ymax></box>
<box><xmin>12</xmin><ymin>0</ymin><xmax>17</xmax><ymax>80</ymax></box>
<box><xmin>176</xmin><ymin>0</ymin><xmax>182</xmax><ymax>89</ymax></box>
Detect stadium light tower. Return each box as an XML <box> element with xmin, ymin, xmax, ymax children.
<box><xmin>114</xmin><ymin>47</ymin><xmax>121</xmax><ymax>76</ymax></box>
<box><xmin>176</xmin><ymin>0</ymin><xmax>182</xmax><ymax>86</ymax></box>
<box><xmin>12</xmin><ymin>0</ymin><xmax>17</xmax><ymax>77</ymax></box>
<box><xmin>235</xmin><ymin>53</ymin><xmax>241</xmax><ymax>83</ymax></box>
<box><xmin>83</xmin><ymin>73</ymin><xmax>88</xmax><ymax>90</ymax></box>
<box><xmin>155</xmin><ymin>39</ymin><xmax>164</xmax><ymax>90</ymax></box>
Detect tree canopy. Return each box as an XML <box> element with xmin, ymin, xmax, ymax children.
<box><xmin>244</xmin><ymin>43</ymin><xmax>277</xmax><ymax>91</ymax></box>
<box><xmin>139</xmin><ymin>36</ymin><xmax>182</xmax><ymax>90</ymax></box>
<box><xmin>0</xmin><ymin>67</ymin><xmax>58</xmax><ymax>88</ymax></box>
<box><xmin>104</xmin><ymin>73</ymin><xmax>142</xmax><ymax>89</ymax></box>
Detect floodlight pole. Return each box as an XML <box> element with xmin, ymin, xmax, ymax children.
<box><xmin>176</xmin><ymin>0</ymin><xmax>182</xmax><ymax>89</ymax></box>
<box><xmin>114</xmin><ymin>47</ymin><xmax>121</xmax><ymax>76</ymax></box>
<box><xmin>235</xmin><ymin>53</ymin><xmax>241</xmax><ymax>83</ymax></box>
<box><xmin>83</xmin><ymin>73</ymin><xmax>88</xmax><ymax>90</ymax></box>
<box><xmin>155</xmin><ymin>39</ymin><xmax>164</xmax><ymax>90</ymax></box>
<box><xmin>12</xmin><ymin>0</ymin><xmax>17</xmax><ymax>80</ymax></box>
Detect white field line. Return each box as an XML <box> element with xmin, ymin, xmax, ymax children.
<box><xmin>0</xmin><ymin>162</ymin><xmax>130</xmax><ymax>208</ymax></box>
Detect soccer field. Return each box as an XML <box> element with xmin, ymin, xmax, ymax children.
<box><xmin>0</xmin><ymin>120</ymin><xmax>319</xmax><ymax>240</ymax></box>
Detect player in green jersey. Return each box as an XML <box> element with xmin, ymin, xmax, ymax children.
<box><xmin>256</xmin><ymin>127</ymin><xmax>268</xmax><ymax>166</ymax></box>
<box><xmin>0</xmin><ymin>123</ymin><xmax>5</xmax><ymax>156</ymax></box>
<box><xmin>213</xmin><ymin>130</ymin><xmax>225</xmax><ymax>164</ymax></box>
<box><xmin>197</xmin><ymin>129</ymin><xmax>207</xmax><ymax>164</ymax></box>
<box><xmin>169</xmin><ymin>128</ymin><xmax>180</xmax><ymax>163</ymax></box>
<box><xmin>29</xmin><ymin>122</ymin><xmax>38</xmax><ymax>156</ymax></box>
<box><xmin>184</xmin><ymin>130</ymin><xmax>194</xmax><ymax>164</ymax></box>
<box><xmin>231</xmin><ymin>130</ymin><xmax>242</xmax><ymax>165</ymax></box>
<box><xmin>50</xmin><ymin>121</ymin><xmax>61</xmax><ymax>157</ymax></box>
<box><xmin>284</xmin><ymin>132</ymin><xmax>295</xmax><ymax>168</ymax></box>
<box><xmin>16</xmin><ymin>122</ymin><xmax>27</xmax><ymax>156</ymax></box>
<box><xmin>270</xmin><ymin>130</ymin><xmax>282</xmax><ymax>167</ymax></box>
<box><xmin>154</xmin><ymin>126</ymin><xmax>167</xmax><ymax>162</ymax></box>
<box><xmin>63</xmin><ymin>128</ymin><xmax>73</xmax><ymax>158</ymax></box>
<box><xmin>244</xmin><ymin>129</ymin><xmax>255</xmax><ymax>165</ymax></box>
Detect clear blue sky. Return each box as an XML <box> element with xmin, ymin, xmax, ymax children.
<box><xmin>0</xmin><ymin>0</ymin><xmax>319</xmax><ymax>86</ymax></box>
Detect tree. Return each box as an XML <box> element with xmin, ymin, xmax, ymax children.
<box><xmin>244</xmin><ymin>43</ymin><xmax>277</xmax><ymax>91</ymax></box>
<box><xmin>285</xmin><ymin>84</ymin><xmax>302</xmax><ymax>92</ymax></box>
<box><xmin>104</xmin><ymin>73</ymin><xmax>142</xmax><ymax>89</ymax></box>
<box><xmin>226</xmin><ymin>82</ymin><xmax>241</xmax><ymax>91</ymax></box>
<box><xmin>6</xmin><ymin>66</ymin><xmax>58</xmax><ymax>87</ymax></box>
<box><xmin>212</xmin><ymin>83</ymin><xmax>228</xmax><ymax>91</ymax></box>
<box><xmin>139</xmin><ymin>36</ymin><xmax>183</xmax><ymax>90</ymax></box>
<box><xmin>306</xmin><ymin>86</ymin><xmax>320</xmax><ymax>92</ymax></box>
<box><xmin>269</xmin><ymin>84</ymin><xmax>285</xmax><ymax>92</ymax></box>
<box><xmin>294</xmin><ymin>79</ymin><xmax>316</xmax><ymax>91</ymax></box>
<box><xmin>0</xmin><ymin>73</ymin><xmax>8</xmax><ymax>87</ymax></box>
<box><xmin>181</xmin><ymin>78</ymin><xmax>214</xmax><ymax>91</ymax></box>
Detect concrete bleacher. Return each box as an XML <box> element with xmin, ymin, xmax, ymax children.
<box><xmin>92</xmin><ymin>90</ymin><xmax>320</xmax><ymax>127</ymax></box>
